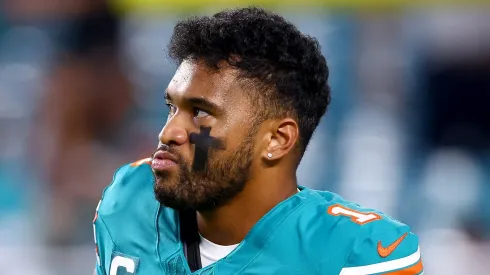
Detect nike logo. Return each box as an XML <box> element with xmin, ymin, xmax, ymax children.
<box><xmin>377</xmin><ymin>232</ymin><xmax>408</xmax><ymax>258</ymax></box>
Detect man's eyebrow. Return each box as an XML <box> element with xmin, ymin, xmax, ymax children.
<box><xmin>164</xmin><ymin>90</ymin><xmax>222</xmax><ymax>113</ymax></box>
<box><xmin>186</xmin><ymin>97</ymin><xmax>221</xmax><ymax>112</ymax></box>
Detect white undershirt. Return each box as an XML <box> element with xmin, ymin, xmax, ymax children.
<box><xmin>199</xmin><ymin>234</ymin><xmax>239</xmax><ymax>268</ymax></box>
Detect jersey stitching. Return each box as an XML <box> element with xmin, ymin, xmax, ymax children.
<box><xmin>98</xmin><ymin>213</ymin><xmax>122</xmax><ymax>253</ymax></box>
<box><xmin>154</xmin><ymin>203</ymin><xmax>167</xmax><ymax>273</ymax></box>
<box><xmin>164</xmin><ymin>248</ymin><xmax>192</xmax><ymax>273</ymax></box>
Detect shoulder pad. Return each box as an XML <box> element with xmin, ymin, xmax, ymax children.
<box><xmin>97</xmin><ymin>158</ymin><xmax>160</xmax><ymax>248</ymax></box>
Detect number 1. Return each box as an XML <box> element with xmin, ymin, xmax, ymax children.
<box><xmin>327</xmin><ymin>204</ymin><xmax>381</xmax><ymax>225</ymax></box>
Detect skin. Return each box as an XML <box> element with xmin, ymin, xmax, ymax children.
<box><xmin>153</xmin><ymin>59</ymin><xmax>301</xmax><ymax>245</ymax></box>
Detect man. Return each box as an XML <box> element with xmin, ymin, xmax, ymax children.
<box><xmin>93</xmin><ymin>7</ymin><xmax>423</xmax><ymax>275</ymax></box>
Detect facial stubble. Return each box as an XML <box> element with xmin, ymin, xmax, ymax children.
<box><xmin>153</xmin><ymin>132</ymin><xmax>255</xmax><ymax>212</ymax></box>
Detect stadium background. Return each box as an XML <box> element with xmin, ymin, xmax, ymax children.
<box><xmin>0</xmin><ymin>0</ymin><xmax>489</xmax><ymax>274</ymax></box>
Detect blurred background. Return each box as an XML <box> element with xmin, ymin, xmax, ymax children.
<box><xmin>0</xmin><ymin>0</ymin><xmax>489</xmax><ymax>274</ymax></box>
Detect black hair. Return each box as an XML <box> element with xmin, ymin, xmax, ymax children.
<box><xmin>168</xmin><ymin>7</ymin><xmax>331</xmax><ymax>153</ymax></box>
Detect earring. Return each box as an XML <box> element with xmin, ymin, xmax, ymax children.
<box><xmin>267</xmin><ymin>153</ymin><xmax>272</xmax><ymax>158</ymax></box>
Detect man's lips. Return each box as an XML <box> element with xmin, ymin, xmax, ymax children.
<box><xmin>151</xmin><ymin>150</ymin><xmax>178</xmax><ymax>171</ymax></box>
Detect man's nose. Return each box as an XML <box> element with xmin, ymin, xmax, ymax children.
<box><xmin>158</xmin><ymin>116</ymin><xmax>188</xmax><ymax>146</ymax></box>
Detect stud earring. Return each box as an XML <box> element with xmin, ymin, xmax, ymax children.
<box><xmin>267</xmin><ymin>153</ymin><xmax>272</xmax><ymax>158</ymax></box>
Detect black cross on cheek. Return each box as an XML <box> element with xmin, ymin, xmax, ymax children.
<box><xmin>189</xmin><ymin>126</ymin><xmax>226</xmax><ymax>171</ymax></box>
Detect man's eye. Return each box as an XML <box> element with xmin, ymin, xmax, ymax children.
<box><xmin>166</xmin><ymin>103</ymin><xmax>176</xmax><ymax>115</ymax></box>
<box><xmin>193</xmin><ymin>108</ymin><xmax>209</xmax><ymax>118</ymax></box>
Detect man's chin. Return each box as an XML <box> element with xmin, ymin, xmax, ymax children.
<box><xmin>154</xmin><ymin>185</ymin><xmax>211</xmax><ymax>211</ymax></box>
<box><xmin>154</xmin><ymin>177</ymin><xmax>179</xmax><ymax>194</ymax></box>
<box><xmin>152</xmin><ymin>168</ymin><xmax>180</xmax><ymax>185</ymax></box>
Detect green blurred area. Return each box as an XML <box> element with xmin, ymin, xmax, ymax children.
<box><xmin>109</xmin><ymin>0</ymin><xmax>490</xmax><ymax>14</ymax></box>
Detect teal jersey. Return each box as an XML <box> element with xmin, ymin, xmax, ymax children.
<box><xmin>93</xmin><ymin>159</ymin><xmax>423</xmax><ymax>275</ymax></box>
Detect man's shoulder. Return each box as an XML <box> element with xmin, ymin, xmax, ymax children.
<box><xmin>311</xmin><ymin>190</ymin><xmax>407</xmax><ymax>231</ymax></box>
<box><xmin>297</xmin><ymin>188</ymin><xmax>421</xmax><ymax>273</ymax></box>
<box><xmin>305</xmin><ymin>188</ymin><xmax>411</xmax><ymax>235</ymax></box>
<box><xmin>93</xmin><ymin>158</ymin><xmax>181</xmax><ymax>274</ymax></box>
<box><xmin>95</xmin><ymin>158</ymin><xmax>162</xmax><ymax>244</ymax></box>
<box><xmin>98</xmin><ymin>158</ymin><xmax>155</xmax><ymax>217</ymax></box>
<box><xmin>103</xmin><ymin>158</ymin><xmax>154</xmax><ymax>198</ymax></box>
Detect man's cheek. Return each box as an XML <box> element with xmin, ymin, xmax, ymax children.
<box><xmin>189</xmin><ymin>126</ymin><xmax>226</xmax><ymax>171</ymax></box>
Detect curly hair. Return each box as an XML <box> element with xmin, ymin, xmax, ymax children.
<box><xmin>168</xmin><ymin>7</ymin><xmax>331</xmax><ymax>153</ymax></box>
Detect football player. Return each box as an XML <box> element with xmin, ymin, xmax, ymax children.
<box><xmin>93</xmin><ymin>7</ymin><xmax>423</xmax><ymax>275</ymax></box>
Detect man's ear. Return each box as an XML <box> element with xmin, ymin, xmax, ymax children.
<box><xmin>262</xmin><ymin>118</ymin><xmax>299</xmax><ymax>161</ymax></box>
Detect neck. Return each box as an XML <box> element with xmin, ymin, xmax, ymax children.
<box><xmin>197</xmin><ymin>173</ymin><xmax>298</xmax><ymax>245</ymax></box>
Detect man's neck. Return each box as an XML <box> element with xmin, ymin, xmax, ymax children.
<box><xmin>196</xmin><ymin>177</ymin><xmax>298</xmax><ymax>246</ymax></box>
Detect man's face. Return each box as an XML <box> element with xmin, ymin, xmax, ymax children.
<box><xmin>151</xmin><ymin>60</ymin><xmax>259</xmax><ymax>211</ymax></box>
